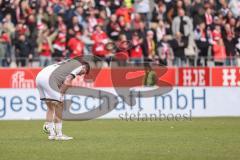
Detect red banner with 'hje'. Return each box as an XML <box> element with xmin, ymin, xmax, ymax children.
<box><xmin>0</xmin><ymin>67</ymin><xmax>239</xmax><ymax>88</ymax></box>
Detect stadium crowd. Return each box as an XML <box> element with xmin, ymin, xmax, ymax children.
<box><xmin>0</xmin><ymin>0</ymin><xmax>240</xmax><ymax>67</ymax></box>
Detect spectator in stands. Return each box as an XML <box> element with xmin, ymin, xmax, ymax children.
<box><xmin>68</xmin><ymin>15</ymin><xmax>83</xmax><ymax>37</ymax></box>
<box><xmin>223</xmin><ymin>23</ymin><xmax>237</xmax><ymax>65</ymax></box>
<box><xmin>194</xmin><ymin>22</ymin><xmax>210</xmax><ymax>66</ymax></box>
<box><xmin>2</xmin><ymin>14</ymin><xmax>15</xmax><ymax>38</ymax></box>
<box><xmin>156</xmin><ymin>20</ymin><xmax>167</xmax><ymax>43</ymax></box>
<box><xmin>67</xmin><ymin>32</ymin><xmax>84</xmax><ymax>58</ymax></box>
<box><xmin>0</xmin><ymin>31</ymin><xmax>11</xmax><ymax>66</ymax></box>
<box><xmin>80</xmin><ymin>28</ymin><xmax>94</xmax><ymax>55</ymax></box>
<box><xmin>115</xmin><ymin>2</ymin><xmax>133</xmax><ymax>25</ymax></box>
<box><xmin>137</xmin><ymin>21</ymin><xmax>147</xmax><ymax>41</ymax></box>
<box><xmin>212</xmin><ymin>26</ymin><xmax>227</xmax><ymax>66</ymax></box>
<box><xmin>236</xmin><ymin>30</ymin><xmax>240</xmax><ymax>56</ymax></box>
<box><xmin>134</xmin><ymin>0</ymin><xmax>150</xmax><ymax>23</ymax></box>
<box><xmin>107</xmin><ymin>14</ymin><xmax>121</xmax><ymax>41</ymax></box>
<box><xmin>191</xmin><ymin>0</ymin><xmax>205</xmax><ymax>28</ymax></box>
<box><xmin>183</xmin><ymin>0</ymin><xmax>192</xmax><ymax>17</ymax></box>
<box><xmin>56</xmin><ymin>15</ymin><xmax>67</xmax><ymax>34</ymax></box>
<box><xmin>132</xmin><ymin>13</ymin><xmax>142</xmax><ymax>30</ymax></box>
<box><xmin>152</xmin><ymin>0</ymin><xmax>167</xmax><ymax>23</ymax></box>
<box><xmin>15</xmin><ymin>20</ymin><xmax>29</xmax><ymax>38</ymax></box>
<box><xmin>229</xmin><ymin>0</ymin><xmax>240</xmax><ymax>18</ymax></box>
<box><xmin>47</xmin><ymin>7</ymin><xmax>58</xmax><ymax>32</ymax></box>
<box><xmin>16</xmin><ymin>0</ymin><xmax>33</xmax><ymax>22</ymax></box>
<box><xmin>91</xmin><ymin>25</ymin><xmax>109</xmax><ymax>58</ymax></box>
<box><xmin>204</xmin><ymin>6</ymin><xmax>214</xmax><ymax>28</ymax></box>
<box><xmin>98</xmin><ymin>9</ymin><xmax>108</xmax><ymax>28</ymax></box>
<box><xmin>122</xmin><ymin>23</ymin><xmax>132</xmax><ymax>40</ymax></box>
<box><xmin>15</xmin><ymin>34</ymin><xmax>33</xmax><ymax>67</ymax></box>
<box><xmin>129</xmin><ymin>32</ymin><xmax>143</xmax><ymax>65</ymax></box>
<box><xmin>74</xmin><ymin>6</ymin><xmax>87</xmax><ymax>28</ymax></box>
<box><xmin>142</xmin><ymin>30</ymin><xmax>157</xmax><ymax>61</ymax></box>
<box><xmin>37</xmin><ymin>30</ymin><xmax>58</xmax><ymax>66</ymax></box>
<box><xmin>115</xmin><ymin>33</ymin><xmax>129</xmax><ymax>66</ymax></box>
<box><xmin>118</xmin><ymin>15</ymin><xmax>126</xmax><ymax>31</ymax></box>
<box><xmin>172</xmin><ymin>8</ymin><xmax>193</xmax><ymax>37</ymax></box>
<box><xmin>184</xmin><ymin>34</ymin><xmax>199</xmax><ymax>66</ymax></box>
<box><xmin>26</xmin><ymin>13</ymin><xmax>37</xmax><ymax>39</ymax></box>
<box><xmin>170</xmin><ymin>32</ymin><xmax>188</xmax><ymax>66</ymax></box>
<box><xmin>53</xmin><ymin>32</ymin><xmax>67</xmax><ymax>61</ymax></box>
<box><xmin>158</xmin><ymin>35</ymin><xmax>174</xmax><ymax>66</ymax></box>
<box><xmin>167</xmin><ymin>0</ymin><xmax>185</xmax><ymax>23</ymax></box>
<box><xmin>87</xmin><ymin>8</ymin><xmax>98</xmax><ymax>33</ymax></box>
<box><xmin>92</xmin><ymin>25</ymin><xmax>108</xmax><ymax>42</ymax></box>
<box><xmin>0</xmin><ymin>18</ymin><xmax>14</xmax><ymax>65</ymax></box>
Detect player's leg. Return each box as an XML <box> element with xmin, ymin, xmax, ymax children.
<box><xmin>54</xmin><ymin>101</ymin><xmax>63</xmax><ymax>136</ymax></box>
<box><xmin>44</xmin><ymin>101</ymin><xmax>57</xmax><ymax>140</ymax></box>
<box><xmin>36</xmin><ymin>75</ymin><xmax>54</xmax><ymax>136</ymax></box>
<box><xmin>45</xmin><ymin>101</ymin><xmax>55</xmax><ymax>122</ymax></box>
<box><xmin>36</xmin><ymin>64</ymin><xmax>61</xmax><ymax>140</ymax></box>
<box><xmin>54</xmin><ymin>101</ymin><xmax>73</xmax><ymax>140</ymax></box>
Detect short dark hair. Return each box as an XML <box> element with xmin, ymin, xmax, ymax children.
<box><xmin>82</xmin><ymin>61</ymin><xmax>90</xmax><ymax>74</ymax></box>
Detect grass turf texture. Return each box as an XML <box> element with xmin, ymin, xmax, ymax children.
<box><xmin>0</xmin><ymin>118</ymin><xmax>239</xmax><ymax>160</ymax></box>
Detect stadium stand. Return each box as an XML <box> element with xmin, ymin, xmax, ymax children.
<box><xmin>0</xmin><ymin>0</ymin><xmax>240</xmax><ymax>67</ymax></box>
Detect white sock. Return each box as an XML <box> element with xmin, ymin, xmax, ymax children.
<box><xmin>55</xmin><ymin>122</ymin><xmax>63</xmax><ymax>136</ymax></box>
<box><xmin>48</xmin><ymin>122</ymin><xmax>55</xmax><ymax>136</ymax></box>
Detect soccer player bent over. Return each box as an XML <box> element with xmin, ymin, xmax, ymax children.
<box><xmin>36</xmin><ymin>58</ymin><xmax>90</xmax><ymax>140</ymax></box>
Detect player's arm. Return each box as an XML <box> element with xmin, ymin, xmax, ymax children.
<box><xmin>59</xmin><ymin>66</ymin><xmax>84</xmax><ymax>95</ymax></box>
<box><xmin>59</xmin><ymin>74</ymin><xmax>75</xmax><ymax>95</ymax></box>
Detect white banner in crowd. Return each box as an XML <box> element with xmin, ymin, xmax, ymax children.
<box><xmin>0</xmin><ymin>88</ymin><xmax>240</xmax><ymax>120</ymax></box>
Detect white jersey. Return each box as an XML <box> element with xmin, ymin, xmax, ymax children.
<box><xmin>35</xmin><ymin>58</ymin><xmax>85</xmax><ymax>102</ymax></box>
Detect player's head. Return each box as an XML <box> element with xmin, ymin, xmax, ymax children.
<box><xmin>82</xmin><ymin>61</ymin><xmax>90</xmax><ymax>74</ymax></box>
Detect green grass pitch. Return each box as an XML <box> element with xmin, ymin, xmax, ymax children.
<box><xmin>0</xmin><ymin>118</ymin><xmax>239</xmax><ymax>160</ymax></box>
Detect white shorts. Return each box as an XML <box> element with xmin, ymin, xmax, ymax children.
<box><xmin>36</xmin><ymin>64</ymin><xmax>61</xmax><ymax>102</ymax></box>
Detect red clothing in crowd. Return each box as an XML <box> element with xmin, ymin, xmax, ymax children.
<box><xmin>91</xmin><ymin>31</ymin><xmax>108</xmax><ymax>43</ymax></box>
<box><xmin>97</xmin><ymin>18</ymin><xmax>105</xmax><ymax>26</ymax></box>
<box><xmin>53</xmin><ymin>33</ymin><xmax>66</xmax><ymax>50</ymax></box>
<box><xmin>133</xmin><ymin>19</ymin><xmax>142</xmax><ymax>30</ymax></box>
<box><xmin>67</xmin><ymin>37</ymin><xmax>84</xmax><ymax>58</ymax></box>
<box><xmin>40</xmin><ymin>42</ymin><xmax>51</xmax><ymax>57</ymax></box>
<box><xmin>59</xmin><ymin>24</ymin><xmax>67</xmax><ymax>33</ymax></box>
<box><xmin>0</xmin><ymin>33</ymin><xmax>10</xmax><ymax>43</ymax></box>
<box><xmin>65</xmin><ymin>0</ymin><xmax>73</xmax><ymax>6</ymax></box>
<box><xmin>16</xmin><ymin>24</ymin><xmax>28</xmax><ymax>36</ymax></box>
<box><xmin>130</xmin><ymin>46</ymin><xmax>142</xmax><ymax>58</ymax></box>
<box><xmin>205</xmin><ymin>13</ymin><xmax>213</xmax><ymax>26</ymax></box>
<box><xmin>115</xmin><ymin>51</ymin><xmax>129</xmax><ymax>60</ymax></box>
<box><xmin>130</xmin><ymin>39</ymin><xmax>143</xmax><ymax>58</ymax></box>
<box><xmin>212</xmin><ymin>30</ymin><xmax>222</xmax><ymax>41</ymax></box>
<box><xmin>92</xmin><ymin>43</ymin><xmax>109</xmax><ymax>57</ymax></box>
<box><xmin>115</xmin><ymin>7</ymin><xmax>133</xmax><ymax>24</ymax></box>
<box><xmin>91</xmin><ymin>31</ymin><xmax>109</xmax><ymax>57</ymax></box>
<box><xmin>213</xmin><ymin>43</ymin><xmax>226</xmax><ymax>60</ymax></box>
